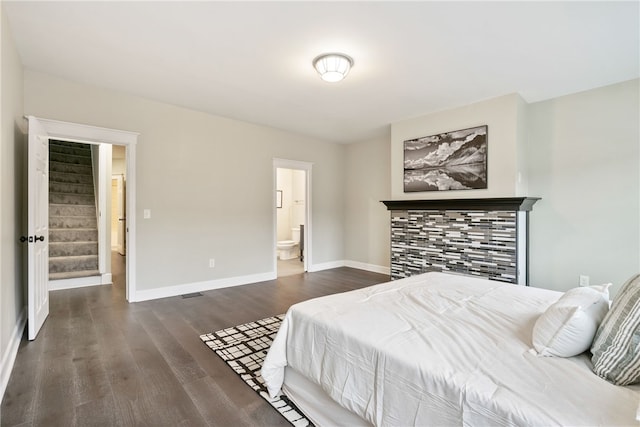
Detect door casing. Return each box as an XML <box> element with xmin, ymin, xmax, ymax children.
<box><xmin>273</xmin><ymin>158</ymin><xmax>312</xmax><ymax>275</ymax></box>
<box><xmin>27</xmin><ymin>117</ymin><xmax>139</xmax><ymax>304</ymax></box>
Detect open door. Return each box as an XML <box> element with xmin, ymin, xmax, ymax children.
<box><xmin>117</xmin><ymin>175</ymin><xmax>126</xmax><ymax>256</ymax></box>
<box><xmin>111</xmin><ymin>174</ymin><xmax>126</xmax><ymax>256</ymax></box>
<box><xmin>26</xmin><ymin>116</ymin><xmax>50</xmax><ymax>340</ymax></box>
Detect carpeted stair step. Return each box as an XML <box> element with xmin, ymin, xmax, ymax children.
<box><xmin>49</xmin><ymin>181</ymin><xmax>95</xmax><ymax>195</ymax></box>
<box><xmin>49</xmin><ymin>270</ymin><xmax>100</xmax><ymax>281</ymax></box>
<box><xmin>49</xmin><ymin>151</ymin><xmax>92</xmax><ymax>166</ymax></box>
<box><xmin>49</xmin><ymin>180</ymin><xmax>95</xmax><ymax>195</ymax></box>
<box><xmin>49</xmin><ymin>142</ymin><xmax>91</xmax><ymax>157</ymax></box>
<box><xmin>49</xmin><ymin>203</ymin><xmax>95</xmax><ymax>217</ymax></box>
<box><xmin>49</xmin><ymin>160</ymin><xmax>93</xmax><ymax>175</ymax></box>
<box><xmin>49</xmin><ymin>241</ymin><xmax>98</xmax><ymax>257</ymax></box>
<box><xmin>49</xmin><ymin>255</ymin><xmax>98</xmax><ymax>274</ymax></box>
<box><xmin>48</xmin><ymin>140</ymin><xmax>99</xmax><ymax>281</ymax></box>
<box><xmin>49</xmin><ymin>228</ymin><xmax>98</xmax><ymax>243</ymax></box>
<box><xmin>49</xmin><ymin>215</ymin><xmax>97</xmax><ymax>229</ymax></box>
<box><xmin>49</xmin><ymin>171</ymin><xmax>94</xmax><ymax>185</ymax></box>
<box><xmin>49</xmin><ymin>192</ymin><xmax>95</xmax><ymax>205</ymax></box>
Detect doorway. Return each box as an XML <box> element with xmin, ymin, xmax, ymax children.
<box><xmin>47</xmin><ymin>140</ymin><xmax>127</xmax><ymax>298</ymax></box>
<box><xmin>26</xmin><ymin>117</ymin><xmax>138</xmax><ymax>313</ymax></box>
<box><xmin>111</xmin><ymin>144</ymin><xmax>126</xmax><ymax>257</ymax></box>
<box><xmin>26</xmin><ymin>116</ymin><xmax>138</xmax><ymax>339</ymax></box>
<box><xmin>110</xmin><ymin>144</ymin><xmax>127</xmax><ymax>298</ymax></box>
<box><xmin>274</xmin><ymin>159</ymin><xmax>312</xmax><ymax>277</ymax></box>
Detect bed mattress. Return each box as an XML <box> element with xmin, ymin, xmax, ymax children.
<box><xmin>262</xmin><ymin>272</ymin><xmax>640</xmax><ymax>426</ymax></box>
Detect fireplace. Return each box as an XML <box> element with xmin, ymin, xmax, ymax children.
<box><xmin>382</xmin><ymin>198</ymin><xmax>539</xmax><ymax>285</ymax></box>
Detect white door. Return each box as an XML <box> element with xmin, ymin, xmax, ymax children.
<box><xmin>117</xmin><ymin>176</ymin><xmax>126</xmax><ymax>256</ymax></box>
<box><xmin>27</xmin><ymin>116</ymin><xmax>50</xmax><ymax>340</ymax></box>
<box><xmin>112</xmin><ymin>174</ymin><xmax>126</xmax><ymax>256</ymax></box>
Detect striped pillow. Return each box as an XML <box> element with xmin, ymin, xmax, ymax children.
<box><xmin>591</xmin><ymin>273</ymin><xmax>640</xmax><ymax>385</ymax></box>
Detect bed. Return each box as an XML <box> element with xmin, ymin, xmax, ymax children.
<box><xmin>262</xmin><ymin>271</ymin><xmax>640</xmax><ymax>426</ymax></box>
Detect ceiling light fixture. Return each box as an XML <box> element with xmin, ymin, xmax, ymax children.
<box><xmin>312</xmin><ymin>53</ymin><xmax>354</xmax><ymax>83</ymax></box>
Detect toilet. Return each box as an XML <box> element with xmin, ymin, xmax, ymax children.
<box><xmin>277</xmin><ymin>228</ymin><xmax>300</xmax><ymax>260</ymax></box>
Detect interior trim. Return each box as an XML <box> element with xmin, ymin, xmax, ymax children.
<box><xmin>381</xmin><ymin>197</ymin><xmax>540</xmax><ymax>211</ymax></box>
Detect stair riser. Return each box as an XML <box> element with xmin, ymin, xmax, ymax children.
<box><xmin>49</xmin><ymin>193</ymin><xmax>95</xmax><ymax>205</ymax></box>
<box><xmin>49</xmin><ymin>144</ymin><xmax>91</xmax><ymax>157</ymax></box>
<box><xmin>50</xmin><ymin>204</ymin><xmax>95</xmax><ymax>217</ymax></box>
<box><xmin>50</xmin><ymin>140</ymin><xmax>91</xmax><ymax>149</ymax></box>
<box><xmin>50</xmin><ymin>152</ymin><xmax>92</xmax><ymax>166</ymax></box>
<box><xmin>49</xmin><ymin>229</ymin><xmax>98</xmax><ymax>243</ymax></box>
<box><xmin>49</xmin><ymin>242</ymin><xmax>98</xmax><ymax>257</ymax></box>
<box><xmin>49</xmin><ymin>256</ymin><xmax>98</xmax><ymax>274</ymax></box>
<box><xmin>49</xmin><ymin>161</ymin><xmax>93</xmax><ymax>175</ymax></box>
<box><xmin>50</xmin><ymin>216</ymin><xmax>97</xmax><ymax>229</ymax></box>
<box><xmin>49</xmin><ymin>270</ymin><xmax>100</xmax><ymax>281</ymax></box>
<box><xmin>49</xmin><ymin>171</ymin><xmax>94</xmax><ymax>185</ymax></box>
<box><xmin>49</xmin><ymin>182</ymin><xmax>95</xmax><ymax>195</ymax></box>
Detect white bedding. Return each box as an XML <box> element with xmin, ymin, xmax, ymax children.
<box><xmin>262</xmin><ymin>272</ymin><xmax>640</xmax><ymax>426</ymax></box>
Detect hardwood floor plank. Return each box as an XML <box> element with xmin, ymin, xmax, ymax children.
<box><xmin>33</xmin><ymin>355</ymin><xmax>75</xmax><ymax>426</ymax></box>
<box><xmin>0</xmin><ymin>335</ymin><xmax>42</xmax><ymax>426</ymax></box>
<box><xmin>1</xmin><ymin>255</ymin><xmax>388</xmax><ymax>427</ymax></box>
<box><xmin>135</xmin><ymin>309</ymin><xmax>206</xmax><ymax>385</ymax></box>
<box><xmin>74</xmin><ymin>395</ymin><xmax>118</xmax><ymax>427</ymax></box>
<box><xmin>182</xmin><ymin>375</ymin><xmax>258</xmax><ymax>427</ymax></box>
<box><xmin>70</xmin><ymin>344</ymin><xmax>112</xmax><ymax>406</ymax></box>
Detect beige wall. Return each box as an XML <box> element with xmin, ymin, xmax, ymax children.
<box><xmin>1</xmin><ymin>4</ymin><xmax>25</xmax><ymax>390</ymax></box>
<box><xmin>24</xmin><ymin>70</ymin><xmax>346</xmax><ymax>291</ymax></box>
<box><xmin>526</xmin><ymin>79</ymin><xmax>639</xmax><ymax>296</ymax></box>
<box><xmin>380</xmin><ymin>83</ymin><xmax>639</xmax><ymax>294</ymax></box>
<box><xmin>391</xmin><ymin>93</ymin><xmax>525</xmax><ymax>199</ymax></box>
<box><xmin>344</xmin><ymin>133</ymin><xmax>391</xmax><ymax>270</ymax></box>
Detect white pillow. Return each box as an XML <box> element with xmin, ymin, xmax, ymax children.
<box><xmin>532</xmin><ymin>283</ymin><xmax>611</xmax><ymax>357</ymax></box>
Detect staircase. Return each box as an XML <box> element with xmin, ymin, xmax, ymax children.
<box><xmin>49</xmin><ymin>140</ymin><xmax>100</xmax><ymax>280</ymax></box>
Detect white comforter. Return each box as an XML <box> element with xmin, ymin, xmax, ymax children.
<box><xmin>262</xmin><ymin>272</ymin><xmax>640</xmax><ymax>426</ymax></box>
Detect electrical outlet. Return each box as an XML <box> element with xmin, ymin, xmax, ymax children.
<box><xmin>209</xmin><ymin>258</ymin><xmax>215</xmax><ymax>268</ymax></box>
<box><xmin>143</xmin><ymin>209</ymin><xmax>151</xmax><ymax>219</ymax></box>
<box><xmin>579</xmin><ymin>275</ymin><xmax>590</xmax><ymax>287</ymax></box>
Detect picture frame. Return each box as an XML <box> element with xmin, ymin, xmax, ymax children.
<box><xmin>403</xmin><ymin>125</ymin><xmax>488</xmax><ymax>192</ymax></box>
<box><xmin>276</xmin><ymin>190</ymin><xmax>283</xmax><ymax>208</ymax></box>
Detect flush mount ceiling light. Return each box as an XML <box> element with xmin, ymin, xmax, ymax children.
<box><xmin>312</xmin><ymin>53</ymin><xmax>354</xmax><ymax>83</ymax></box>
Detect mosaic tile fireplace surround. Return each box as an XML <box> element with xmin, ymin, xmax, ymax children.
<box><xmin>382</xmin><ymin>198</ymin><xmax>539</xmax><ymax>285</ymax></box>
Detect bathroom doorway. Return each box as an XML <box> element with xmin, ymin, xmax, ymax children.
<box><xmin>274</xmin><ymin>159</ymin><xmax>311</xmax><ymax>277</ymax></box>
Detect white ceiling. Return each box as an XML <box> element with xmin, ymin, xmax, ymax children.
<box><xmin>4</xmin><ymin>1</ymin><xmax>639</xmax><ymax>143</ymax></box>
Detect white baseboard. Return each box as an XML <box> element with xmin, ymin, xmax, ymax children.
<box><xmin>344</xmin><ymin>260</ymin><xmax>390</xmax><ymax>276</ymax></box>
<box><xmin>131</xmin><ymin>261</ymin><xmax>389</xmax><ymax>303</ymax></box>
<box><xmin>307</xmin><ymin>260</ymin><xmax>346</xmax><ymax>272</ymax></box>
<box><xmin>133</xmin><ymin>271</ymin><xmax>278</xmax><ymax>302</ymax></box>
<box><xmin>1</xmin><ymin>307</ymin><xmax>26</xmax><ymax>403</ymax></box>
<box><xmin>101</xmin><ymin>273</ymin><xmax>112</xmax><ymax>285</ymax></box>
<box><xmin>49</xmin><ymin>275</ymin><xmax>107</xmax><ymax>291</ymax></box>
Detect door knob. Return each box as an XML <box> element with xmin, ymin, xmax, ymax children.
<box><xmin>20</xmin><ymin>235</ymin><xmax>44</xmax><ymax>243</ymax></box>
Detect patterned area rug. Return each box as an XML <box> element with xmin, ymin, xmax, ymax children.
<box><xmin>200</xmin><ymin>315</ymin><xmax>313</xmax><ymax>427</ymax></box>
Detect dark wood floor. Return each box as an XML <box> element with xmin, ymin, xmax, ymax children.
<box><xmin>1</xmin><ymin>254</ymin><xmax>388</xmax><ymax>426</ymax></box>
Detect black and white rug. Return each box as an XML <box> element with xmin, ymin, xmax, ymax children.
<box><xmin>200</xmin><ymin>315</ymin><xmax>313</xmax><ymax>427</ymax></box>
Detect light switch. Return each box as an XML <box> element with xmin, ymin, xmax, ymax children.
<box><xmin>143</xmin><ymin>209</ymin><xmax>151</xmax><ymax>219</ymax></box>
